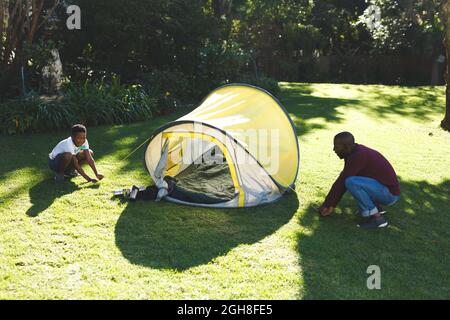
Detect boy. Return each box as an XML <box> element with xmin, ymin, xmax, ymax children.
<box><xmin>48</xmin><ymin>124</ymin><xmax>104</xmax><ymax>183</ymax></box>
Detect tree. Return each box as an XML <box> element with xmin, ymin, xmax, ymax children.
<box><xmin>0</xmin><ymin>0</ymin><xmax>59</xmax><ymax>99</ymax></box>
<box><xmin>441</xmin><ymin>0</ymin><xmax>450</xmax><ymax>131</ymax></box>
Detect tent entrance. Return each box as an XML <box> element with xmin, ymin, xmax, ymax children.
<box><xmin>161</xmin><ymin>132</ymin><xmax>243</xmax><ymax>205</ymax></box>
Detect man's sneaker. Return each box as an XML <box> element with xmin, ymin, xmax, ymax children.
<box><xmin>357</xmin><ymin>216</ymin><xmax>389</xmax><ymax>229</ymax></box>
<box><xmin>355</xmin><ymin>207</ymin><xmax>386</xmax><ymax>216</ymax></box>
<box><xmin>376</xmin><ymin>205</ymin><xmax>386</xmax><ymax>215</ymax></box>
<box><xmin>54</xmin><ymin>174</ymin><xmax>65</xmax><ymax>182</ymax></box>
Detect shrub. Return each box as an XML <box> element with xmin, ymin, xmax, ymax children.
<box><xmin>140</xmin><ymin>70</ymin><xmax>188</xmax><ymax>115</ymax></box>
<box><xmin>63</xmin><ymin>78</ymin><xmax>157</xmax><ymax>126</ymax></box>
<box><xmin>0</xmin><ymin>96</ymin><xmax>74</xmax><ymax>134</ymax></box>
<box><xmin>193</xmin><ymin>42</ymin><xmax>251</xmax><ymax>99</ymax></box>
<box><xmin>223</xmin><ymin>73</ymin><xmax>281</xmax><ymax>97</ymax></box>
<box><xmin>0</xmin><ymin>96</ymin><xmax>39</xmax><ymax>134</ymax></box>
<box><xmin>141</xmin><ymin>70</ymin><xmax>191</xmax><ymax>101</ymax></box>
<box><xmin>0</xmin><ymin>78</ymin><xmax>157</xmax><ymax>134</ymax></box>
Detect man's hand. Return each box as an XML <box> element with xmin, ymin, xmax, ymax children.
<box><xmin>96</xmin><ymin>173</ymin><xmax>104</xmax><ymax>181</ymax></box>
<box><xmin>319</xmin><ymin>205</ymin><xmax>334</xmax><ymax>217</ymax></box>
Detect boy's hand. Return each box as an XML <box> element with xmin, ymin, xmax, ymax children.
<box><xmin>96</xmin><ymin>173</ymin><xmax>104</xmax><ymax>181</ymax></box>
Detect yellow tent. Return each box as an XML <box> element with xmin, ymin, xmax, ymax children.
<box><xmin>144</xmin><ymin>84</ymin><xmax>299</xmax><ymax>207</ymax></box>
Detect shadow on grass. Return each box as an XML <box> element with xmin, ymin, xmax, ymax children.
<box><xmin>279</xmin><ymin>84</ymin><xmax>445</xmax><ymax>136</ymax></box>
<box><xmin>26</xmin><ymin>178</ymin><xmax>79</xmax><ymax>217</ymax></box>
<box><xmin>280</xmin><ymin>84</ymin><xmax>358</xmax><ymax>136</ymax></box>
<box><xmin>115</xmin><ymin>191</ymin><xmax>299</xmax><ymax>271</ymax></box>
<box><xmin>26</xmin><ymin>178</ymin><xmax>99</xmax><ymax>217</ymax></box>
<box><xmin>297</xmin><ymin>178</ymin><xmax>450</xmax><ymax>299</ymax></box>
<box><xmin>361</xmin><ymin>86</ymin><xmax>444</xmax><ymax>122</ymax></box>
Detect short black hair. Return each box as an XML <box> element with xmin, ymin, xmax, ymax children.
<box><xmin>71</xmin><ymin>124</ymin><xmax>87</xmax><ymax>135</ymax></box>
<box><xmin>334</xmin><ymin>131</ymin><xmax>355</xmax><ymax>144</ymax></box>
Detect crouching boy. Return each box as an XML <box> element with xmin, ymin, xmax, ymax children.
<box><xmin>48</xmin><ymin>124</ymin><xmax>104</xmax><ymax>183</ymax></box>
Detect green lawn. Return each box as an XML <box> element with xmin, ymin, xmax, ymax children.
<box><xmin>1</xmin><ymin>83</ymin><xmax>449</xmax><ymax>299</ymax></box>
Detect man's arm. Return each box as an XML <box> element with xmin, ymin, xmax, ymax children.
<box><xmin>322</xmin><ymin>172</ymin><xmax>348</xmax><ymax>209</ymax></box>
<box><xmin>321</xmin><ymin>152</ymin><xmax>368</xmax><ymax>211</ymax></box>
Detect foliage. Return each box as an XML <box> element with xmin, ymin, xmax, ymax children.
<box><xmin>23</xmin><ymin>39</ymin><xmax>64</xmax><ymax>93</ymax></box>
<box><xmin>0</xmin><ymin>79</ymin><xmax>157</xmax><ymax>134</ymax></box>
<box><xmin>359</xmin><ymin>0</ymin><xmax>443</xmax><ymax>54</ymax></box>
<box><xmin>63</xmin><ymin>78</ymin><xmax>157</xmax><ymax>126</ymax></box>
<box><xmin>193</xmin><ymin>40</ymin><xmax>251</xmax><ymax>98</ymax></box>
<box><xmin>0</xmin><ymin>95</ymin><xmax>73</xmax><ymax>134</ymax></box>
<box><xmin>2</xmin><ymin>0</ymin><xmax>449</xmax><ymax>129</ymax></box>
<box><xmin>141</xmin><ymin>70</ymin><xmax>190</xmax><ymax>102</ymax></box>
<box><xmin>0</xmin><ymin>0</ymin><xmax>60</xmax><ymax>99</ymax></box>
<box><xmin>4</xmin><ymin>0</ymin><xmax>444</xmax><ymax>97</ymax></box>
<box><xmin>223</xmin><ymin>73</ymin><xmax>281</xmax><ymax>96</ymax></box>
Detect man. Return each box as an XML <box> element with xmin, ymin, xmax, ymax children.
<box><xmin>48</xmin><ymin>124</ymin><xmax>104</xmax><ymax>183</ymax></box>
<box><xmin>319</xmin><ymin>132</ymin><xmax>400</xmax><ymax>229</ymax></box>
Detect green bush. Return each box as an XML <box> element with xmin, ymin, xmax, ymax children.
<box><xmin>141</xmin><ymin>70</ymin><xmax>190</xmax><ymax>101</ymax></box>
<box><xmin>0</xmin><ymin>78</ymin><xmax>157</xmax><ymax>134</ymax></box>
<box><xmin>0</xmin><ymin>96</ymin><xmax>39</xmax><ymax>134</ymax></box>
<box><xmin>140</xmin><ymin>70</ymin><xmax>188</xmax><ymax>115</ymax></box>
<box><xmin>192</xmin><ymin>42</ymin><xmax>251</xmax><ymax>99</ymax></box>
<box><xmin>223</xmin><ymin>73</ymin><xmax>281</xmax><ymax>97</ymax></box>
<box><xmin>63</xmin><ymin>78</ymin><xmax>157</xmax><ymax>125</ymax></box>
<box><xmin>0</xmin><ymin>96</ymin><xmax>74</xmax><ymax>134</ymax></box>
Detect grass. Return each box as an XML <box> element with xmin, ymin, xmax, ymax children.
<box><xmin>0</xmin><ymin>83</ymin><xmax>449</xmax><ymax>299</ymax></box>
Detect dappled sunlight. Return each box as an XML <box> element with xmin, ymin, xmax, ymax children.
<box><xmin>280</xmin><ymin>83</ymin><xmax>446</xmax><ymax>138</ymax></box>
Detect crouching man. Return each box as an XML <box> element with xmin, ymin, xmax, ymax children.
<box><xmin>48</xmin><ymin>124</ymin><xmax>104</xmax><ymax>183</ymax></box>
<box><xmin>319</xmin><ymin>132</ymin><xmax>400</xmax><ymax>229</ymax></box>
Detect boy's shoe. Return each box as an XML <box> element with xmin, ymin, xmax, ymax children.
<box><xmin>64</xmin><ymin>170</ymin><xmax>79</xmax><ymax>178</ymax></box>
<box><xmin>54</xmin><ymin>174</ymin><xmax>65</xmax><ymax>182</ymax></box>
<box><xmin>357</xmin><ymin>216</ymin><xmax>389</xmax><ymax>229</ymax></box>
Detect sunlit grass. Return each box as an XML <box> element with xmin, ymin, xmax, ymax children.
<box><xmin>0</xmin><ymin>84</ymin><xmax>449</xmax><ymax>299</ymax></box>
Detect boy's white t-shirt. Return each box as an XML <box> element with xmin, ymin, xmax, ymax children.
<box><xmin>49</xmin><ymin>137</ymin><xmax>89</xmax><ymax>160</ymax></box>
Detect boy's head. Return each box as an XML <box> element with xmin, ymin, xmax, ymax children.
<box><xmin>71</xmin><ymin>124</ymin><xmax>87</xmax><ymax>147</ymax></box>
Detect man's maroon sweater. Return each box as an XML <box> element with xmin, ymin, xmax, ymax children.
<box><xmin>323</xmin><ymin>144</ymin><xmax>400</xmax><ymax>208</ymax></box>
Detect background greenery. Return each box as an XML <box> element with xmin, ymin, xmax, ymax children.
<box><xmin>2</xmin><ymin>0</ymin><xmax>446</xmax><ymax>134</ymax></box>
<box><xmin>1</xmin><ymin>1</ymin><xmax>446</xmax><ymax>99</ymax></box>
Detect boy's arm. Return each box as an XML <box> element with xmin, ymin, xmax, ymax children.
<box><xmin>72</xmin><ymin>155</ymin><xmax>95</xmax><ymax>182</ymax></box>
<box><xmin>84</xmin><ymin>149</ymin><xmax>104</xmax><ymax>180</ymax></box>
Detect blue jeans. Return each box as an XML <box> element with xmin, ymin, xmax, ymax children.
<box><xmin>345</xmin><ymin>176</ymin><xmax>400</xmax><ymax>217</ymax></box>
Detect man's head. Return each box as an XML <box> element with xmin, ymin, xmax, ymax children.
<box><xmin>71</xmin><ymin>124</ymin><xmax>87</xmax><ymax>147</ymax></box>
<box><xmin>333</xmin><ymin>131</ymin><xmax>355</xmax><ymax>159</ymax></box>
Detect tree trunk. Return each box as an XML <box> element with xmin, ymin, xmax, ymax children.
<box><xmin>441</xmin><ymin>1</ymin><xmax>450</xmax><ymax>131</ymax></box>
<box><xmin>0</xmin><ymin>0</ymin><xmax>60</xmax><ymax>98</ymax></box>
